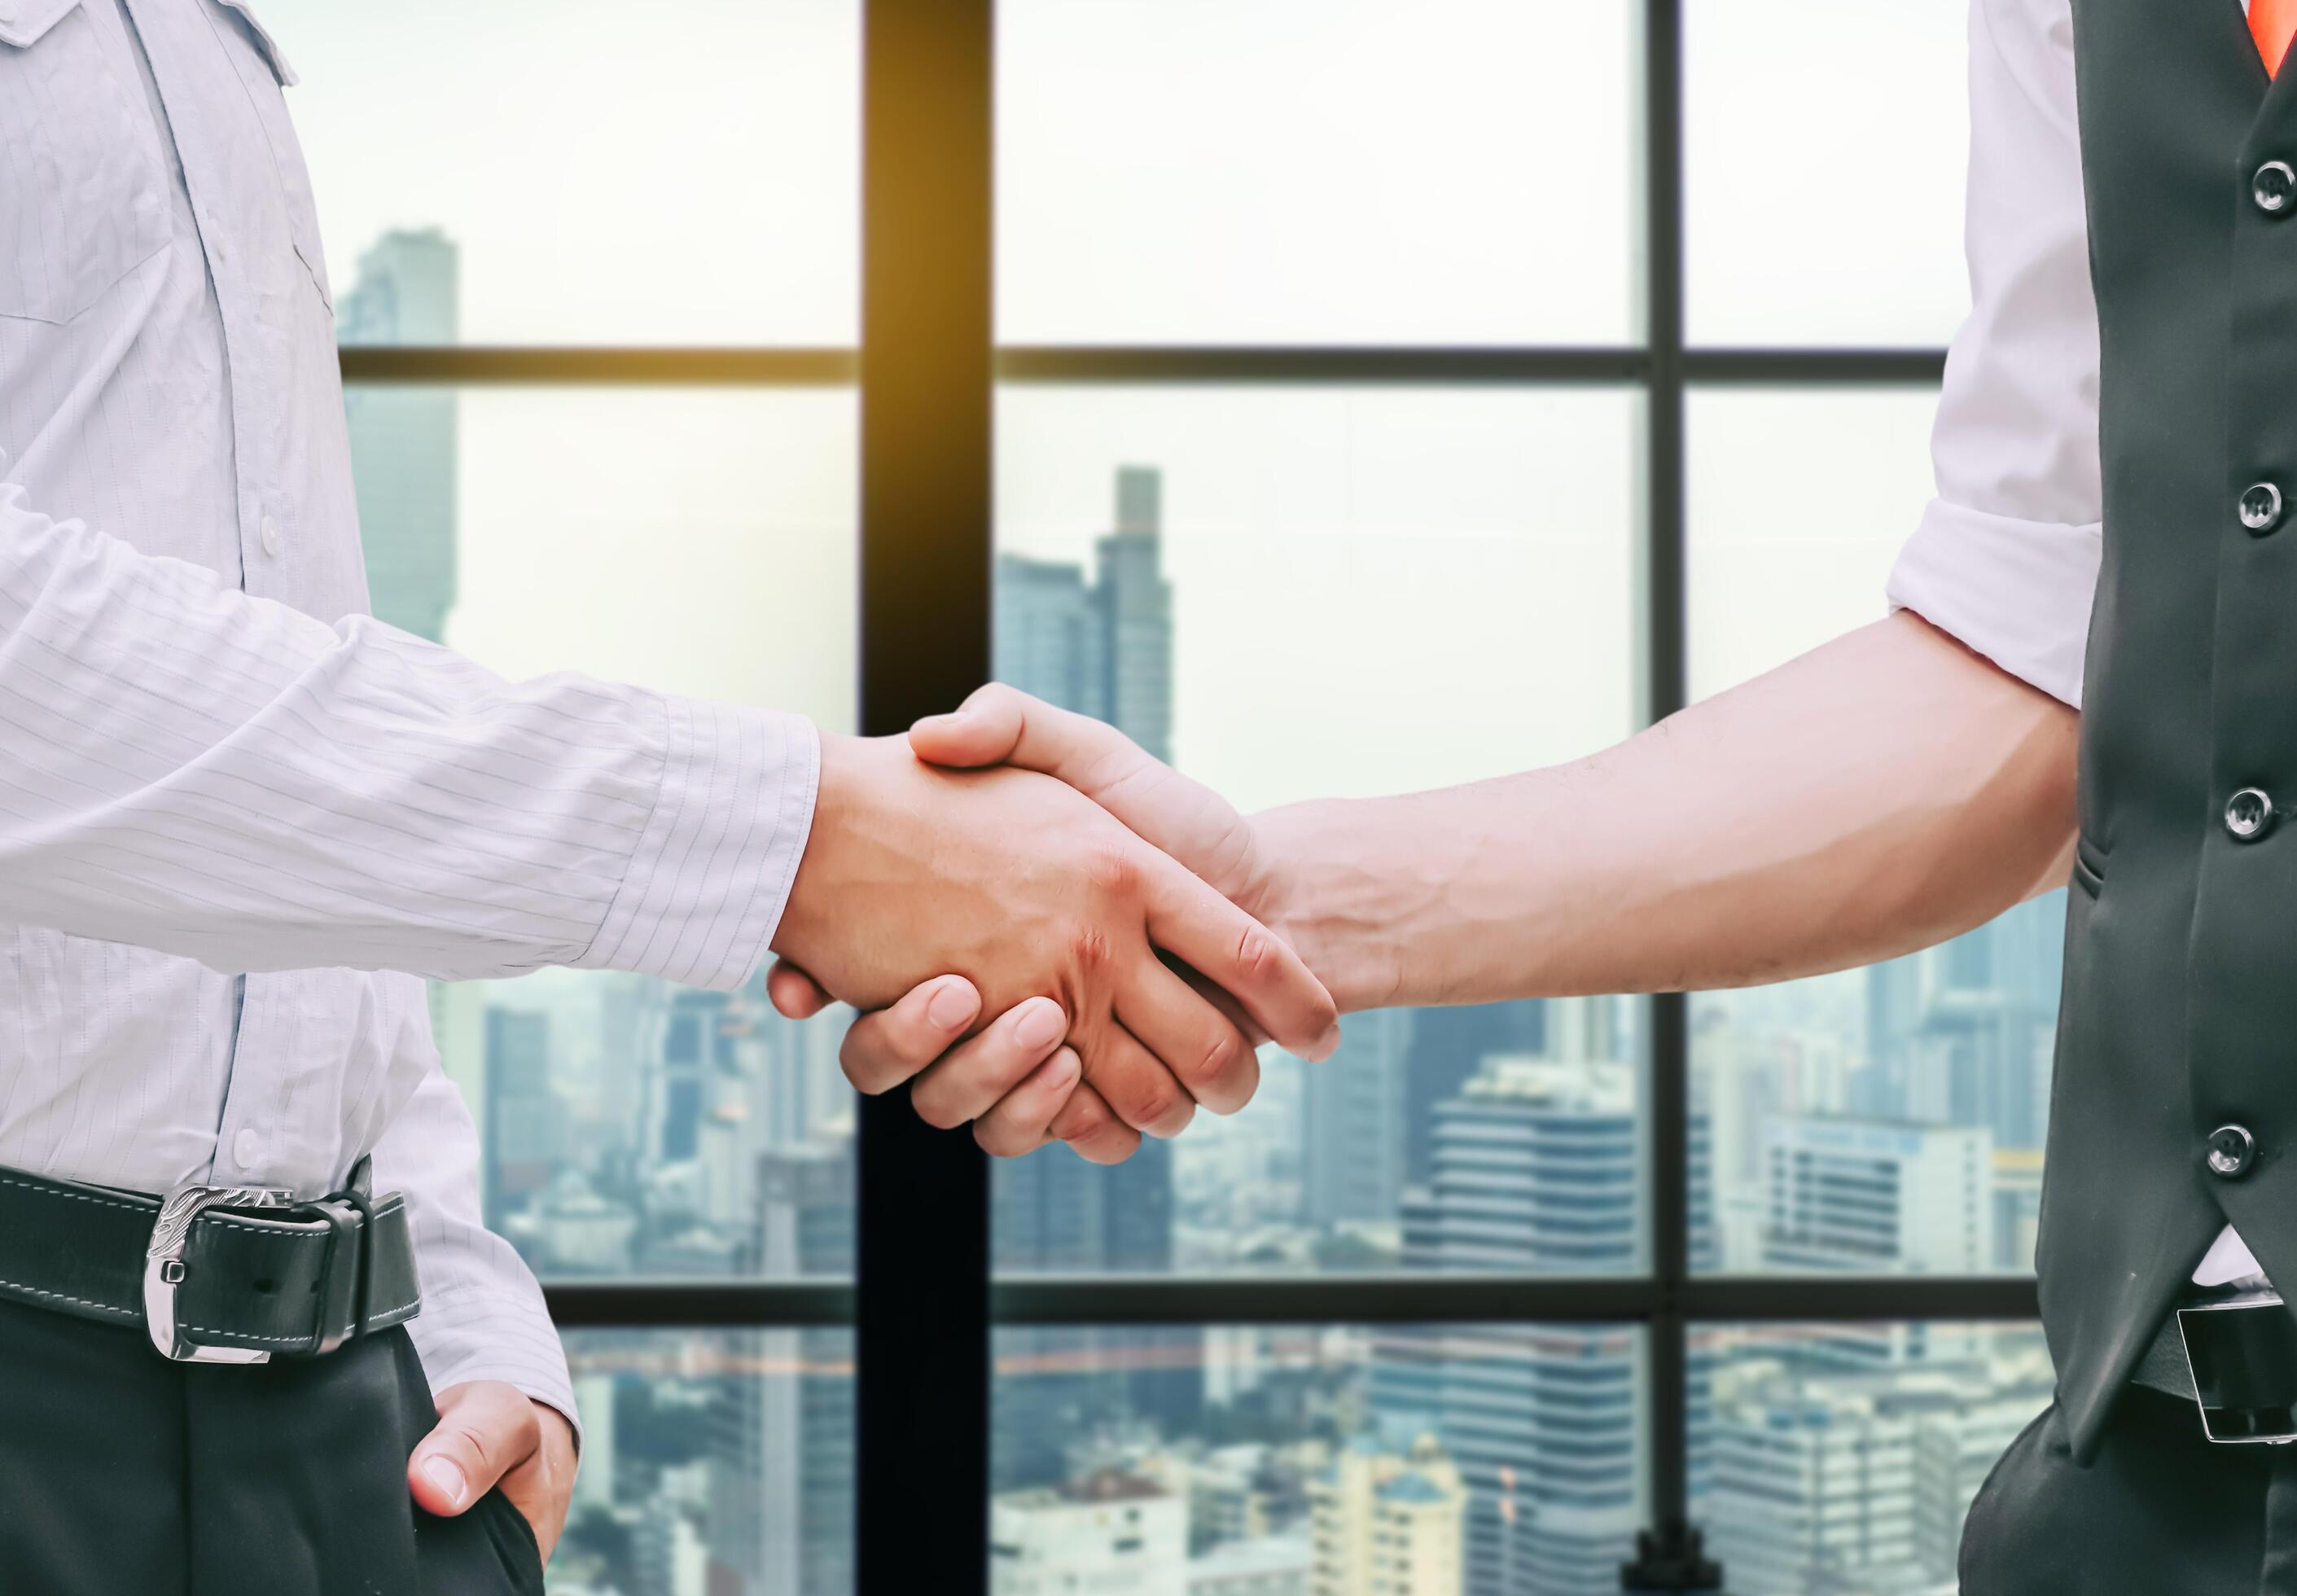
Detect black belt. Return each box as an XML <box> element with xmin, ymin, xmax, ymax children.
<box><xmin>2134</xmin><ymin>1288</ymin><xmax>2297</xmax><ymax>1444</ymax></box>
<box><xmin>0</xmin><ymin>1159</ymin><xmax>419</xmax><ymax>1363</ymax></box>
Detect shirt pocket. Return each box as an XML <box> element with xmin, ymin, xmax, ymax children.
<box><xmin>204</xmin><ymin>0</ymin><xmax>331</xmax><ymax>312</ymax></box>
<box><xmin>0</xmin><ymin>0</ymin><xmax>171</xmax><ymax>324</ymax></box>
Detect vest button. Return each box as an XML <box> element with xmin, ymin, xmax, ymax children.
<box><xmin>2228</xmin><ymin>787</ymin><xmax>2277</xmax><ymax>840</ymax></box>
<box><xmin>2242</xmin><ymin>482</ymin><xmax>2285</xmax><ymax>534</ymax></box>
<box><xmin>2208</xmin><ymin>1124</ymin><xmax>2257</xmax><ymax>1179</ymax></box>
<box><xmin>2259</xmin><ymin>160</ymin><xmax>2297</xmax><ymax>213</ymax></box>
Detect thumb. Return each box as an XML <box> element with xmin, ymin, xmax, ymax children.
<box><xmin>915</xmin><ymin>685</ymin><xmax>1259</xmax><ymax>899</ymax></box>
<box><xmin>409</xmin><ymin>1381</ymin><xmax>538</xmax><ymax>1517</ymax></box>
<box><xmin>909</xmin><ymin>682</ymin><xmax>1032</xmax><ymax>769</ymax></box>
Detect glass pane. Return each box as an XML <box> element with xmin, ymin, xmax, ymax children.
<box><xmin>1692</xmin><ymin>1322</ymin><xmax>2051</xmax><ymax>1593</ymax></box>
<box><xmin>1687</xmin><ymin>388</ymin><xmax>1935</xmax><ymax>702</ymax></box>
<box><xmin>997</xmin><ymin>2</ymin><xmax>1639</xmax><ymax>346</ymax></box>
<box><xmin>343</xmin><ymin>385</ymin><xmax>860</xmax><ymax>1278</ymax></box>
<box><xmin>993</xmin><ymin>386</ymin><xmax>1643</xmax><ymax>1279</ymax></box>
<box><xmin>1685</xmin><ymin>0</ymin><xmax>1970</xmax><ymax>348</ymax></box>
<box><xmin>992</xmin><ymin>1322</ymin><xmax>1645</xmax><ymax>1594</ymax></box>
<box><xmin>261</xmin><ymin>1</ymin><xmax>860</xmax><ymax>345</ymax></box>
<box><xmin>1689</xmin><ymin>388</ymin><xmax>2054</xmax><ymax>1276</ymax></box>
<box><xmin>556</xmin><ymin>1328</ymin><xmax>854</xmax><ymax>1596</ymax></box>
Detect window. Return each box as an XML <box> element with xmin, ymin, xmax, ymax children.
<box><xmin>274</xmin><ymin>4</ymin><xmax>865</xmax><ymax>1590</ymax></box>
<box><xmin>283</xmin><ymin>2</ymin><xmax>2038</xmax><ymax>1592</ymax></box>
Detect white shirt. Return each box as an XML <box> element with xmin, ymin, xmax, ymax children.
<box><xmin>1884</xmin><ymin>0</ymin><xmax>2264</xmax><ymax>1287</ymax></box>
<box><xmin>0</xmin><ymin>0</ymin><xmax>818</xmax><ymax>1420</ymax></box>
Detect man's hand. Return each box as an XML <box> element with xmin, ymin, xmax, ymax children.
<box><xmin>408</xmin><ymin>1380</ymin><xmax>577</xmax><ymax>1563</ymax></box>
<box><xmin>769</xmin><ymin>697</ymin><xmax>1313</xmax><ymax>1158</ymax></box>
<box><xmin>769</xmin><ymin>732</ymin><xmax>1336</xmax><ymax>1142</ymax></box>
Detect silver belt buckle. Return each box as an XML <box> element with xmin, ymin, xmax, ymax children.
<box><xmin>2177</xmin><ymin>1290</ymin><xmax>2297</xmax><ymax>1444</ymax></box>
<box><xmin>142</xmin><ymin>1182</ymin><xmax>295</xmax><ymax>1363</ymax></box>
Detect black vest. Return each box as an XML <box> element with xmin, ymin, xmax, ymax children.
<box><xmin>2051</xmin><ymin>1</ymin><xmax>2297</xmax><ymax>1460</ymax></box>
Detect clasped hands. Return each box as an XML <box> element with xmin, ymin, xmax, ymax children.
<box><xmin>765</xmin><ymin>686</ymin><xmax>1334</xmax><ymax>1164</ymax></box>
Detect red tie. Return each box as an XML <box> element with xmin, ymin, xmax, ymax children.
<box><xmin>2259</xmin><ymin>0</ymin><xmax>2297</xmax><ymax>77</ymax></box>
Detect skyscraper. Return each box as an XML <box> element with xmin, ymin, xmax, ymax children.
<box><xmin>708</xmin><ymin>1138</ymin><xmax>857</xmax><ymax>1595</ymax></box>
<box><xmin>1400</xmin><ymin>1001</ymin><xmax>1547</xmax><ymax>1191</ymax></box>
<box><xmin>993</xmin><ymin>466</ymin><xmax>1194</xmax><ymax>1486</ymax></box>
<box><xmin>1300</xmin><ymin>1008</ymin><xmax>1413</xmax><ymax>1230</ymax></box>
<box><xmin>483</xmin><ymin>1007</ymin><xmax>555</xmax><ymax>1228</ymax></box>
<box><xmin>339</xmin><ymin>228</ymin><xmax>460</xmax><ymax>644</ymax></box>
<box><xmin>1371</xmin><ymin>1054</ymin><xmax>1655</xmax><ymax>1596</ymax></box>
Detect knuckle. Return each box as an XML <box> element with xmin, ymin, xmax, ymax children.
<box><xmin>1053</xmin><ymin>1093</ymin><xmax>1109</xmax><ymax>1143</ymax></box>
<box><xmin>1194</xmin><ymin>1028</ymin><xmax>1247</xmax><ymax>1090</ymax></box>
<box><xmin>1067</xmin><ymin>921</ymin><xmax>1115</xmax><ymax>976</ymax></box>
<box><xmin>1124</xmin><ymin>1077</ymin><xmax>1186</xmax><ymax>1133</ymax></box>
<box><xmin>1081</xmin><ymin>841</ymin><xmax>1143</xmax><ymax>901</ymax></box>
<box><xmin>911</xmin><ymin>1086</ymin><xmax>965</xmax><ymax>1132</ymax></box>
<box><xmin>1230</xmin><ymin>924</ymin><xmax>1280</xmax><ymax>987</ymax></box>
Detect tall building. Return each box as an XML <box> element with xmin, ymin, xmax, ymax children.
<box><xmin>993</xmin><ymin>467</ymin><xmax>1195</xmax><ymax>1484</ymax></box>
<box><xmin>484</xmin><ymin>1007</ymin><xmax>555</xmax><ymax>1226</ymax></box>
<box><xmin>708</xmin><ymin>1137</ymin><xmax>857</xmax><ymax>1595</ymax></box>
<box><xmin>991</xmin><ymin>1470</ymin><xmax>1190</xmax><ymax>1596</ymax></box>
<box><xmin>1856</xmin><ymin>894</ymin><xmax>2062</xmax><ymax>1155</ymax></box>
<box><xmin>1308</xmin><ymin>1434</ymin><xmax>1467</xmax><ymax>1596</ymax></box>
<box><xmin>1760</xmin><ymin>1116</ymin><xmax>1992</xmax><ymax>1370</ymax></box>
<box><xmin>339</xmin><ymin>228</ymin><xmax>459</xmax><ymax>643</ymax></box>
<box><xmin>1371</xmin><ymin>1054</ymin><xmax>1661</xmax><ymax>1596</ymax></box>
<box><xmin>1400</xmin><ymin>1002</ymin><xmax>1546</xmax><ymax>1191</ymax></box>
<box><xmin>1701</xmin><ymin>1361</ymin><xmax>1927</xmax><ymax>1594</ymax></box>
<box><xmin>1300</xmin><ymin>1009</ymin><xmax>1413</xmax><ymax>1229</ymax></box>
<box><xmin>1700</xmin><ymin>1338</ymin><xmax>2054</xmax><ymax>1594</ymax></box>
<box><xmin>1761</xmin><ymin>1117</ymin><xmax>1992</xmax><ymax>1278</ymax></box>
<box><xmin>1098</xmin><ymin>465</ymin><xmax>1174</xmax><ymax>763</ymax></box>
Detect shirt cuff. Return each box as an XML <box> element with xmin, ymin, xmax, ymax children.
<box><xmin>1885</xmin><ymin>498</ymin><xmax>2102</xmax><ymax>710</ymax></box>
<box><xmin>403</xmin><ymin>1284</ymin><xmax>583</xmax><ymax>1453</ymax></box>
<box><xmin>576</xmin><ymin>699</ymin><xmax>819</xmax><ymax>991</ymax></box>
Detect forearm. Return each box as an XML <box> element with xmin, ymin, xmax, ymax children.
<box><xmin>0</xmin><ymin>483</ymin><xmax>812</xmax><ymax>989</ymax></box>
<box><xmin>1266</xmin><ymin>612</ymin><xmax>2079</xmax><ymax>1011</ymax></box>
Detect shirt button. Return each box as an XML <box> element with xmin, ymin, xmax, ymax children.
<box><xmin>2258</xmin><ymin>160</ymin><xmax>2296</xmax><ymax>213</ymax></box>
<box><xmin>232</xmin><ymin>1128</ymin><xmax>261</xmax><ymax>1170</ymax></box>
<box><xmin>2242</xmin><ymin>481</ymin><xmax>2286</xmax><ymax>534</ymax></box>
<box><xmin>2227</xmin><ymin>787</ymin><xmax>2277</xmax><ymax>841</ymax></box>
<box><xmin>2207</xmin><ymin>1124</ymin><xmax>2257</xmax><ymax>1179</ymax></box>
<box><xmin>260</xmin><ymin>515</ymin><xmax>282</xmax><ymax>559</ymax></box>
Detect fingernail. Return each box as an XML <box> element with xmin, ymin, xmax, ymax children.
<box><xmin>422</xmin><ymin>1457</ymin><xmax>467</xmax><ymax>1508</ymax></box>
<box><xmin>926</xmin><ymin>980</ymin><xmax>978</xmax><ymax>1032</ymax></box>
<box><xmin>1015</xmin><ymin>1000</ymin><xmax>1067</xmax><ymax>1051</ymax></box>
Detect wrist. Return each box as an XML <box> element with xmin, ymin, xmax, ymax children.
<box><xmin>771</xmin><ymin>731</ymin><xmax>866</xmax><ymax>967</ymax></box>
<box><xmin>1250</xmin><ymin>800</ymin><xmax>1404</xmax><ymax>1015</ymax></box>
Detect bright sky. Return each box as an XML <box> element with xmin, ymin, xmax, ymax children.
<box><xmin>254</xmin><ymin>0</ymin><xmax>1969</xmax><ymax>812</ymax></box>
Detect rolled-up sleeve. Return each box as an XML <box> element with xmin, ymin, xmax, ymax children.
<box><xmin>1886</xmin><ymin>0</ymin><xmax>2102</xmax><ymax>710</ymax></box>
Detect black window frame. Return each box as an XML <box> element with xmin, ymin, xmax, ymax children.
<box><xmin>339</xmin><ymin>2</ymin><xmax>2036</xmax><ymax>1590</ymax></box>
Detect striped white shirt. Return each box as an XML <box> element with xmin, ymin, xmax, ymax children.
<box><xmin>0</xmin><ymin>0</ymin><xmax>818</xmax><ymax>1423</ymax></box>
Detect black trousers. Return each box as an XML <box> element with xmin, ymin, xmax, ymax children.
<box><xmin>1962</xmin><ymin>1386</ymin><xmax>2297</xmax><ymax>1594</ymax></box>
<box><xmin>0</xmin><ymin>1296</ymin><xmax>542</xmax><ymax>1595</ymax></box>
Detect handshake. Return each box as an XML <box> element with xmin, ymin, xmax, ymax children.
<box><xmin>765</xmin><ymin>684</ymin><xmax>1346</xmax><ymax>1166</ymax></box>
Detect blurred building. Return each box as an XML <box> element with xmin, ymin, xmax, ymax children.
<box><xmin>993</xmin><ymin>466</ymin><xmax>1195</xmax><ymax>1484</ymax></box>
<box><xmin>1371</xmin><ymin>1047</ymin><xmax>1676</xmax><ymax>1596</ymax></box>
<box><xmin>708</xmin><ymin>1138</ymin><xmax>857</xmax><ymax>1595</ymax></box>
<box><xmin>339</xmin><ymin>228</ymin><xmax>459</xmax><ymax>643</ymax></box>
<box><xmin>1308</xmin><ymin>1434</ymin><xmax>1466</xmax><ymax>1596</ymax></box>
<box><xmin>1300</xmin><ymin>1009</ymin><xmax>1413</xmax><ymax>1229</ymax></box>
<box><xmin>991</xmin><ymin>1470</ymin><xmax>1189</xmax><ymax>1596</ymax></box>
<box><xmin>1703</xmin><ymin>1344</ymin><xmax>2051</xmax><ymax>1594</ymax></box>
<box><xmin>1190</xmin><ymin>1536</ymin><xmax>1313</xmax><ymax>1596</ymax></box>
<box><xmin>484</xmin><ymin>1006</ymin><xmax>555</xmax><ymax>1226</ymax></box>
